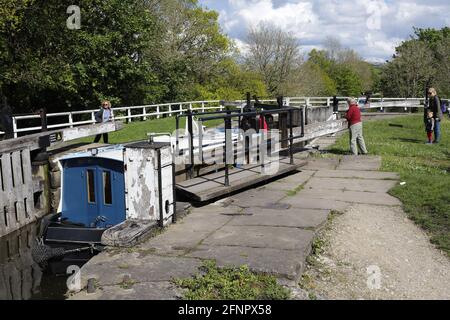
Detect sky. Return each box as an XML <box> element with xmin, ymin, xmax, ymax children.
<box><xmin>198</xmin><ymin>0</ymin><xmax>450</xmax><ymax>63</ymax></box>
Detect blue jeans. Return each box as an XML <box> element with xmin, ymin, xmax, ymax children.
<box><xmin>434</xmin><ymin>120</ymin><xmax>441</xmax><ymax>143</ymax></box>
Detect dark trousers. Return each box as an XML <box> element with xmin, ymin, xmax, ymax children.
<box><xmin>94</xmin><ymin>133</ymin><xmax>109</xmax><ymax>143</ymax></box>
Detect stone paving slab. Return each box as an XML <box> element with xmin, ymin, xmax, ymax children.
<box><xmin>77</xmin><ymin>252</ymin><xmax>202</xmax><ymax>289</ymax></box>
<box><xmin>302</xmin><ymin>158</ymin><xmax>339</xmax><ymax>170</ymax></box>
<box><xmin>276</xmin><ymin>170</ymin><xmax>315</xmax><ymax>184</ymax></box>
<box><xmin>187</xmin><ymin>245</ymin><xmax>310</xmax><ymax>281</ymax></box>
<box><xmin>187</xmin><ymin>204</ymin><xmax>243</xmax><ymax>216</ymax></box>
<box><xmin>135</xmin><ymin>213</ymin><xmax>234</xmax><ymax>256</ymax></box>
<box><xmin>298</xmin><ymin>189</ymin><xmax>402</xmax><ymax>206</ymax></box>
<box><xmin>261</xmin><ymin>170</ymin><xmax>315</xmax><ymax>191</ymax></box>
<box><xmin>173</xmin><ymin>212</ymin><xmax>233</xmax><ymax>231</ymax></box>
<box><xmin>202</xmin><ymin>225</ymin><xmax>315</xmax><ymax>251</ymax></box>
<box><xmin>280</xmin><ymin>196</ymin><xmax>352</xmax><ymax>212</ymax></box>
<box><xmin>229</xmin><ymin>207</ymin><xmax>329</xmax><ymax>229</ymax></box>
<box><xmin>261</xmin><ymin>182</ymin><xmax>301</xmax><ymax>192</ymax></box>
<box><xmin>314</xmin><ymin>170</ymin><xmax>399</xmax><ymax>180</ymax></box>
<box><xmin>70</xmin><ymin>281</ymin><xmax>181</xmax><ymax>300</ymax></box>
<box><xmin>336</xmin><ymin>155</ymin><xmax>382</xmax><ymax>171</ymax></box>
<box><xmin>304</xmin><ymin>177</ymin><xmax>397</xmax><ymax>193</ymax></box>
<box><xmin>229</xmin><ymin>189</ymin><xmax>287</xmax><ymax>208</ymax></box>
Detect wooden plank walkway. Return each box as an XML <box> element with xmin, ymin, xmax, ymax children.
<box><xmin>176</xmin><ymin>157</ymin><xmax>306</xmax><ymax>202</ymax></box>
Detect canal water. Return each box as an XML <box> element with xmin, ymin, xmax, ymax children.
<box><xmin>0</xmin><ymin>221</ymin><xmax>69</xmax><ymax>300</ymax></box>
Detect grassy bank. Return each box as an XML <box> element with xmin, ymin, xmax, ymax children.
<box><xmin>174</xmin><ymin>260</ymin><xmax>291</xmax><ymax>300</ymax></box>
<box><xmin>329</xmin><ymin>114</ymin><xmax>450</xmax><ymax>256</ymax></box>
<box><xmin>78</xmin><ymin>116</ymin><xmax>223</xmax><ymax>144</ymax></box>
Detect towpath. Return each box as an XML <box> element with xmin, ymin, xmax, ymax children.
<box><xmin>70</xmin><ymin>138</ymin><xmax>413</xmax><ymax>299</ymax></box>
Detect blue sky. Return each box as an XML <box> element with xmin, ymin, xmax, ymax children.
<box><xmin>198</xmin><ymin>0</ymin><xmax>450</xmax><ymax>63</ymax></box>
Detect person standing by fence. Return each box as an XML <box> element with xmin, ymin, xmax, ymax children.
<box><xmin>345</xmin><ymin>97</ymin><xmax>368</xmax><ymax>155</ymax></box>
<box><xmin>93</xmin><ymin>100</ymin><xmax>113</xmax><ymax>143</ymax></box>
<box><xmin>427</xmin><ymin>88</ymin><xmax>443</xmax><ymax>143</ymax></box>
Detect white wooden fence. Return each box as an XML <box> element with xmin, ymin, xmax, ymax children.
<box><xmin>0</xmin><ymin>97</ymin><xmax>433</xmax><ymax>138</ymax></box>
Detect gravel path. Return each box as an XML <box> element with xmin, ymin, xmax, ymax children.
<box><xmin>302</xmin><ymin>203</ymin><xmax>450</xmax><ymax>300</ymax></box>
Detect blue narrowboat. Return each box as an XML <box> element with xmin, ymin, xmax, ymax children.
<box><xmin>38</xmin><ymin>142</ymin><xmax>175</xmax><ymax>271</ymax></box>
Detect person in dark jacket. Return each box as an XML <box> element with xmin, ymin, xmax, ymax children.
<box><xmin>345</xmin><ymin>97</ymin><xmax>368</xmax><ymax>155</ymax></box>
<box><xmin>427</xmin><ymin>88</ymin><xmax>443</xmax><ymax>143</ymax></box>
<box><xmin>93</xmin><ymin>100</ymin><xmax>112</xmax><ymax>143</ymax></box>
<box><xmin>425</xmin><ymin>111</ymin><xmax>435</xmax><ymax>144</ymax></box>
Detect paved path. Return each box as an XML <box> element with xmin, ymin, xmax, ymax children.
<box><xmin>69</xmin><ymin>146</ymin><xmax>402</xmax><ymax>299</ymax></box>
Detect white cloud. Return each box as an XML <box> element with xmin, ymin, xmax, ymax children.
<box><xmin>233</xmin><ymin>38</ymin><xmax>251</xmax><ymax>55</ymax></box>
<box><xmin>200</xmin><ymin>0</ymin><xmax>450</xmax><ymax>62</ymax></box>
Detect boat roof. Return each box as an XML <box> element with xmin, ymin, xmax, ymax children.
<box><xmin>59</xmin><ymin>144</ymin><xmax>125</xmax><ymax>162</ymax></box>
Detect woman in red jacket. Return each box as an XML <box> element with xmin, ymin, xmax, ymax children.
<box><xmin>345</xmin><ymin>98</ymin><xmax>368</xmax><ymax>155</ymax></box>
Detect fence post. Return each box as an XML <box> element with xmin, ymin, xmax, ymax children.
<box><xmin>12</xmin><ymin>117</ymin><xmax>18</xmax><ymax>138</ymax></box>
<box><xmin>285</xmin><ymin>97</ymin><xmax>290</xmax><ymax>107</ymax></box>
<box><xmin>68</xmin><ymin>112</ymin><xmax>74</xmax><ymax>128</ymax></box>
<box><xmin>201</xmin><ymin>102</ymin><xmax>205</xmax><ymax>113</ymax></box>
<box><xmin>127</xmin><ymin>108</ymin><xmax>132</xmax><ymax>123</ymax></box>
<box><xmin>40</xmin><ymin>108</ymin><xmax>47</xmax><ymax>132</ymax></box>
<box><xmin>0</xmin><ymin>101</ymin><xmax>14</xmax><ymax>139</ymax></box>
<box><xmin>306</xmin><ymin>97</ymin><xmax>311</xmax><ymax>107</ymax></box>
<box><xmin>91</xmin><ymin>111</ymin><xmax>96</xmax><ymax>124</ymax></box>
<box><xmin>169</xmin><ymin>104</ymin><xmax>173</xmax><ymax>117</ymax></box>
<box><xmin>143</xmin><ymin>107</ymin><xmax>147</xmax><ymax>121</ymax></box>
<box><xmin>156</xmin><ymin>105</ymin><xmax>160</xmax><ymax>119</ymax></box>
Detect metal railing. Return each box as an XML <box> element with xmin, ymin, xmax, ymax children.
<box><xmin>174</xmin><ymin>95</ymin><xmax>305</xmax><ymax>186</ymax></box>
<box><xmin>0</xmin><ymin>96</ymin><xmax>436</xmax><ymax>138</ymax></box>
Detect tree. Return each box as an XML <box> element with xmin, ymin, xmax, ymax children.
<box><xmin>0</xmin><ymin>0</ymin><xmax>236</xmax><ymax>113</ymax></box>
<box><xmin>322</xmin><ymin>37</ymin><xmax>375</xmax><ymax>93</ymax></box>
<box><xmin>192</xmin><ymin>58</ymin><xmax>268</xmax><ymax>100</ymax></box>
<box><xmin>148</xmin><ymin>0</ymin><xmax>231</xmax><ymax>101</ymax></box>
<box><xmin>435</xmin><ymin>37</ymin><xmax>450</xmax><ymax>97</ymax></box>
<box><xmin>380</xmin><ymin>40</ymin><xmax>435</xmax><ymax>97</ymax></box>
<box><xmin>1</xmin><ymin>0</ymin><xmax>164</xmax><ymax>113</ymax></box>
<box><xmin>294</xmin><ymin>61</ymin><xmax>337</xmax><ymax>96</ymax></box>
<box><xmin>245</xmin><ymin>22</ymin><xmax>301</xmax><ymax>96</ymax></box>
<box><xmin>307</xmin><ymin>44</ymin><xmax>370</xmax><ymax>97</ymax></box>
<box><xmin>0</xmin><ymin>0</ymin><xmax>34</xmax><ymax>32</ymax></box>
<box><xmin>331</xmin><ymin>65</ymin><xmax>363</xmax><ymax>97</ymax></box>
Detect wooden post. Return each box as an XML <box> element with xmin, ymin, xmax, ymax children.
<box><xmin>0</xmin><ymin>100</ymin><xmax>14</xmax><ymax>139</ymax></box>
<box><xmin>39</xmin><ymin>108</ymin><xmax>47</xmax><ymax>132</ymax></box>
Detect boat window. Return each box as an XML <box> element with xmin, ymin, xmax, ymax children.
<box><xmin>87</xmin><ymin>169</ymin><xmax>96</xmax><ymax>203</ymax></box>
<box><xmin>103</xmin><ymin>171</ymin><xmax>112</xmax><ymax>205</ymax></box>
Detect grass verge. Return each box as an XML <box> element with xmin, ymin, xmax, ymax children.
<box><xmin>173</xmin><ymin>260</ymin><xmax>291</xmax><ymax>300</ymax></box>
<box><xmin>329</xmin><ymin>114</ymin><xmax>450</xmax><ymax>256</ymax></box>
